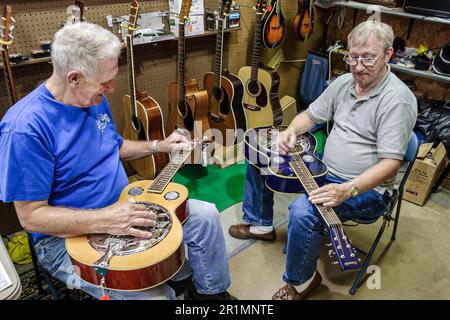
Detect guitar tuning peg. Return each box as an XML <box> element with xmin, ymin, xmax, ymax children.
<box><xmin>331</xmin><ymin>261</ymin><xmax>339</xmax><ymax>265</ymax></box>
<box><xmin>328</xmin><ymin>250</ymin><xmax>335</xmax><ymax>257</ymax></box>
<box><xmin>325</xmin><ymin>242</ymin><xmax>332</xmax><ymax>247</ymax></box>
<box><xmin>358</xmin><ymin>258</ymin><xmax>362</xmax><ymax>262</ymax></box>
<box><xmin>11</xmin><ymin>17</ymin><xmax>16</xmax><ymax>23</ymax></box>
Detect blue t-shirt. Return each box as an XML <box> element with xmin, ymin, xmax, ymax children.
<box><xmin>0</xmin><ymin>82</ymin><xmax>129</xmax><ymax>242</ymax></box>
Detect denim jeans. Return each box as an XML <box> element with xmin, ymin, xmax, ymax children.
<box><xmin>243</xmin><ymin>164</ymin><xmax>388</xmax><ymax>286</ymax></box>
<box><xmin>34</xmin><ymin>199</ymin><xmax>230</xmax><ymax>299</ymax></box>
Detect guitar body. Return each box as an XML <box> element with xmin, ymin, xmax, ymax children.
<box><xmin>166</xmin><ymin>80</ymin><xmax>209</xmax><ymax>139</ymax></box>
<box><xmin>204</xmin><ymin>70</ymin><xmax>246</xmax><ymax>146</ymax></box>
<box><xmin>122</xmin><ymin>92</ymin><xmax>169</xmax><ymax>179</ymax></box>
<box><xmin>244</xmin><ymin>126</ymin><xmax>327</xmax><ymax>193</ymax></box>
<box><xmin>262</xmin><ymin>0</ymin><xmax>286</xmax><ymax>49</ymax></box>
<box><xmin>238</xmin><ymin>66</ymin><xmax>283</xmax><ymax>129</ymax></box>
<box><xmin>293</xmin><ymin>0</ymin><xmax>313</xmax><ymax>42</ymax></box>
<box><xmin>65</xmin><ymin>181</ymin><xmax>187</xmax><ymax>291</ymax></box>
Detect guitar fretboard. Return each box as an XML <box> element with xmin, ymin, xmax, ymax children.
<box><xmin>147</xmin><ymin>146</ymin><xmax>194</xmax><ymax>193</ymax></box>
<box><xmin>289</xmin><ymin>155</ymin><xmax>342</xmax><ymax>228</ymax></box>
<box><xmin>214</xmin><ymin>18</ymin><xmax>225</xmax><ymax>88</ymax></box>
<box><xmin>126</xmin><ymin>34</ymin><xmax>137</xmax><ymax>119</ymax></box>
<box><xmin>251</xmin><ymin>12</ymin><xmax>263</xmax><ymax>82</ymax></box>
<box><xmin>177</xmin><ymin>23</ymin><xmax>186</xmax><ymax>104</ymax></box>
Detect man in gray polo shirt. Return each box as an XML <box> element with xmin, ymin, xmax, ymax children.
<box><xmin>229</xmin><ymin>20</ymin><xmax>417</xmax><ymax>299</ymax></box>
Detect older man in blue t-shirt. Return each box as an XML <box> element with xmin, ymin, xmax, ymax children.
<box><xmin>0</xmin><ymin>22</ymin><xmax>235</xmax><ymax>300</ymax></box>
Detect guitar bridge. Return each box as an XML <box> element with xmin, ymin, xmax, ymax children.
<box><xmin>244</xmin><ymin>103</ymin><xmax>261</xmax><ymax>111</ymax></box>
<box><xmin>208</xmin><ymin>112</ymin><xmax>223</xmax><ymax>123</ymax></box>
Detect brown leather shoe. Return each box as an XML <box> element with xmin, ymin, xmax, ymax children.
<box><xmin>228</xmin><ymin>224</ymin><xmax>276</xmax><ymax>241</ymax></box>
<box><xmin>272</xmin><ymin>271</ymin><xmax>322</xmax><ymax>300</ymax></box>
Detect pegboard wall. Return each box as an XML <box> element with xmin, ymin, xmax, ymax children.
<box><xmin>0</xmin><ymin>0</ymin><xmax>324</xmax><ymax>132</ymax></box>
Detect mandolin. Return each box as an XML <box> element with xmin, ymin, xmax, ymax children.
<box><xmin>122</xmin><ymin>1</ymin><xmax>169</xmax><ymax>179</ymax></box>
<box><xmin>166</xmin><ymin>0</ymin><xmax>211</xmax><ymax>155</ymax></box>
<box><xmin>261</xmin><ymin>0</ymin><xmax>286</xmax><ymax>49</ymax></box>
<box><xmin>65</xmin><ymin>142</ymin><xmax>200</xmax><ymax>291</ymax></box>
<box><xmin>244</xmin><ymin>126</ymin><xmax>360</xmax><ymax>271</ymax></box>
<box><xmin>237</xmin><ymin>0</ymin><xmax>282</xmax><ymax>129</ymax></box>
<box><xmin>0</xmin><ymin>5</ymin><xmax>18</xmax><ymax>105</ymax></box>
<box><xmin>293</xmin><ymin>0</ymin><xmax>314</xmax><ymax>42</ymax></box>
<box><xmin>204</xmin><ymin>0</ymin><xmax>246</xmax><ymax>147</ymax></box>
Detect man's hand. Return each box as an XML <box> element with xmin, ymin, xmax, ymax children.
<box><xmin>277</xmin><ymin>128</ymin><xmax>297</xmax><ymax>155</ymax></box>
<box><xmin>157</xmin><ymin>130</ymin><xmax>190</xmax><ymax>153</ymax></box>
<box><xmin>308</xmin><ymin>183</ymin><xmax>353</xmax><ymax>207</ymax></box>
<box><xmin>98</xmin><ymin>201</ymin><xmax>157</xmax><ymax>238</ymax></box>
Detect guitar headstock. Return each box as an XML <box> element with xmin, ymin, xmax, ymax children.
<box><xmin>179</xmin><ymin>0</ymin><xmax>193</xmax><ymax>24</ymax></box>
<box><xmin>219</xmin><ymin>0</ymin><xmax>233</xmax><ymax>19</ymax></box>
<box><xmin>254</xmin><ymin>0</ymin><xmax>266</xmax><ymax>14</ymax></box>
<box><xmin>127</xmin><ymin>0</ymin><xmax>141</xmax><ymax>35</ymax></box>
<box><xmin>328</xmin><ymin>226</ymin><xmax>361</xmax><ymax>271</ymax></box>
<box><xmin>74</xmin><ymin>1</ymin><xmax>85</xmax><ymax>22</ymax></box>
<box><xmin>1</xmin><ymin>5</ymin><xmax>15</xmax><ymax>49</ymax></box>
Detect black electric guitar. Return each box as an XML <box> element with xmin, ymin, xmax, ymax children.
<box><xmin>237</xmin><ymin>0</ymin><xmax>282</xmax><ymax>129</ymax></box>
<box><xmin>1</xmin><ymin>4</ymin><xmax>18</xmax><ymax>105</ymax></box>
<box><xmin>204</xmin><ymin>0</ymin><xmax>246</xmax><ymax>147</ymax></box>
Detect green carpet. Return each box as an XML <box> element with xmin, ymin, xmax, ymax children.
<box><xmin>173</xmin><ymin>163</ymin><xmax>247</xmax><ymax>212</ymax></box>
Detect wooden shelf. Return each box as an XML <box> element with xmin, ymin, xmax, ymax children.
<box><xmin>332</xmin><ymin>1</ymin><xmax>450</xmax><ymax>25</ymax></box>
<box><xmin>0</xmin><ymin>28</ymin><xmax>241</xmax><ymax>70</ymax></box>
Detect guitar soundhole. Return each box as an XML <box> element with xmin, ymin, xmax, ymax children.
<box><xmin>88</xmin><ymin>202</ymin><xmax>173</xmax><ymax>256</ymax></box>
<box><xmin>212</xmin><ymin>87</ymin><xmax>222</xmax><ymax>101</ymax></box>
<box><xmin>248</xmin><ymin>80</ymin><xmax>260</xmax><ymax>95</ymax></box>
<box><xmin>177</xmin><ymin>101</ymin><xmax>188</xmax><ymax>118</ymax></box>
<box><xmin>131</xmin><ymin>116</ymin><xmax>141</xmax><ymax>133</ymax></box>
<box><xmin>219</xmin><ymin>88</ymin><xmax>230</xmax><ymax>115</ymax></box>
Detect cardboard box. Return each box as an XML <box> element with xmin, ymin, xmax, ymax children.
<box><xmin>169</xmin><ymin>0</ymin><xmax>204</xmax><ymax>16</ymax></box>
<box><xmin>403</xmin><ymin>142</ymin><xmax>450</xmax><ymax>206</ymax></box>
<box><xmin>280</xmin><ymin>95</ymin><xmax>297</xmax><ymax>126</ymax></box>
<box><xmin>169</xmin><ymin>14</ymin><xmax>204</xmax><ymax>37</ymax></box>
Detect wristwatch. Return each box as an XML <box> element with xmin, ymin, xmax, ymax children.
<box><xmin>348</xmin><ymin>181</ymin><xmax>360</xmax><ymax>198</ymax></box>
<box><xmin>150</xmin><ymin>140</ymin><xmax>158</xmax><ymax>155</ymax></box>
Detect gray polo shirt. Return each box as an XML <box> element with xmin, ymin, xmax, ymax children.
<box><xmin>306</xmin><ymin>65</ymin><xmax>417</xmax><ymax>188</ymax></box>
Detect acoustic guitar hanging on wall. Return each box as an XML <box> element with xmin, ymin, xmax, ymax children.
<box><xmin>1</xmin><ymin>4</ymin><xmax>18</xmax><ymax>105</ymax></box>
<box><xmin>293</xmin><ymin>0</ymin><xmax>314</xmax><ymax>42</ymax></box>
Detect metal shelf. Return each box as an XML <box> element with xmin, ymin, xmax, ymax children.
<box><xmin>332</xmin><ymin>1</ymin><xmax>450</xmax><ymax>25</ymax></box>
<box><xmin>331</xmin><ymin>50</ymin><xmax>450</xmax><ymax>84</ymax></box>
<box><xmin>0</xmin><ymin>28</ymin><xmax>240</xmax><ymax>69</ymax></box>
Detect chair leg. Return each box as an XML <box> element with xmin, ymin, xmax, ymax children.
<box><xmin>349</xmin><ymin>221</ymin><xmax>386</xmax><ymax>295</ymax></box>
<box><xmin>28</xmin><ymin>236</ymin><xmax>45</xmax><ymax>294</ymax></box>
<box><xmin>41</xmin><ymin>268</ymin><xmax>59</xmax><ymax>300</ymax></box>
<box><xmin>391</xmin><ymin>197</ymin><xmax>403</xmax><ymax>241</ymax></box>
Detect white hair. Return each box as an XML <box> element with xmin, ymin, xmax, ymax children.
<box><xmin>51</xmin><ymin>22</ymin><xmax>121</xmax><ymax>77</ymax></box>
<box><xmin>348</xmin><ymin>20</ymin><xmax>394</xmax><ymax>51</ymax></box>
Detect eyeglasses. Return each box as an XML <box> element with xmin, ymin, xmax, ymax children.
<box><xmin>343</xmin><ymin>54</ymin><xmax>382</xmax><ymax>67</ymax></box>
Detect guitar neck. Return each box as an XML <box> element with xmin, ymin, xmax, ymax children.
<box><xmin>178</xmin><ymin>23</ymin><xmax>186</xmax><ymax>103</ymax></box>
<box><xmin>126</xmin><ymin>34</ymin><xmax>137</xmax><ymax>119</ymax></box>
<box><xmin>147</xmin><ymin>147</ymin><xmax>193</xmax><ymax>193</ymax></box>
<box><xmin>1</xmin><ymin>47</ymin><xmax>17</xmax><ymax>105</ymax></box>
<box><xmin>289</xmin><ymin>156</ymin><xmax>342</xmax><ymax>228</ymax></box>
<box><xmin>251</xmin><ymin>12</ymin><xmax>263</xmax><ymax>82</ymax></box>
<box><xmin>214</xmin><ymin>18</ymin><xmax>225</xmax><ymax>88</ymax></box>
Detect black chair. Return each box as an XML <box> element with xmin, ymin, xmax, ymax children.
<box><xmin>27</xmin><ymin>234</ymin><xmax>60</xmax><ymax>300</ymax></box>
<box><xmin>349</xmin><ymin>132</ymin><xmax>420</xmax><ymax>295</ymax></box>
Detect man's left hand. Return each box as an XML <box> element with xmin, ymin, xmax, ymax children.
<box><xmin>156</xmin><ymin>130</ymin><xmax>191</xmax><ymax>153</ymax></box>
<box><xmin>308</xmin><ymin>183</ymin><xmax>353</xmax><ymax>207</ymax></box>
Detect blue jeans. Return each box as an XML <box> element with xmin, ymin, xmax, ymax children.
<box><xmin>243</xmin><ymin>164</ymin><xmax>388</xmax><ymax>286</ymax></box>
<box><xmin>34</xmin><ymin>199</ymin><xmax>230</xmax><ymax>299</ymax></box>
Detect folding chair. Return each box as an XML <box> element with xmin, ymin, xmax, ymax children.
<box><xmin>27</xmin><ymin>234</ymin><xmax>60</xmax><ymax>300</ymax></box>
<box><xmin>349</xmin><ymin>132</ymin><xmax>420</xmax><ymax>295</ymax></box>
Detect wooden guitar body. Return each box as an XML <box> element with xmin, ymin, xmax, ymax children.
<box><xmin>238</xmin><ymin>66</ymin><xmax>282</xmax><ymax>129</ymax></box>
<box><xmin>262</xmin><ymin>0</ymin><xmax>286</xmax><ymax>48</ymax></box>
<box><xmin>204</xmin><ymin>70</ymin><xmax>246</xmax><ymax>146</ymax></box>
<box><xmin>122</xmin><ymin>93</ymin><xmax>168</xmax><ymax>179</ymax></box>
<box><xmin>293</xmin><ymin>0</ymin><xmax>313</xmax><ymax>42</ymax></box>
<box><xmin>65</xmin><ymin>181</ymin><xmax>187</xmax><ymax>291</ymax></box>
